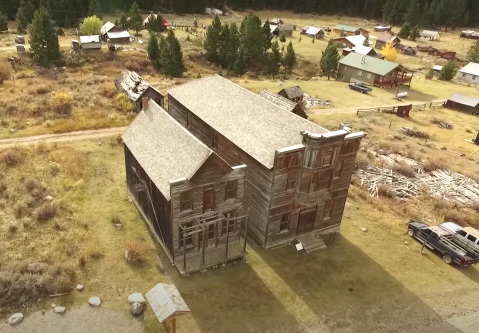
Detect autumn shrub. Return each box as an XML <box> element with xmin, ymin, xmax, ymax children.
<box><xmin>35</xmin><ymin>203</ymin><xmax>56</xmax><ymax>222</ymax></box>
<box><xmin>126</xmin><ymin>240</ymin><xmax>146</xmax><ymax>263</ymax></box>
<box><xmin>100</xmin><ymin>82</ymin><xmax>117</xmax><ymax>98</ymax></box>
<box><xmin>0</xmin><ymin>149</ymin><xmax>22</xmax><ymax>167</ymax></box>
<box><xmin>114</xmin><ymin>93</ymin><xmax>134</xmax><ymax>113</ymax></box>
<box><xmin>0</xmin><ymin>61</ymin><xmax>13</xmax><ymax>84</ymax></box>
<box><xmin>51</xmin><ymin>91</ymin><xmax>73</xmax><ymax>116</ymax></box>
<box><xmin>24</xmin><ymin>178</ymin><xmax>48</xmax><ymax>199</ymax></box>
<box><xmin>36</xmin><ymin>86</ymin><xmax>51</xmax><ymax>94</ymax></box>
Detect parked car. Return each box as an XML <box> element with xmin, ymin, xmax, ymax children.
<box><xmin>407</xmin><ymin>220</ymin><xmax>479</xmax><ymax>266</ymax></box>
<box><xmin>439</xmin><ymin>222</ymin><xmax>479</xmax><ymax>252</ymax></box>
<box><xmin>348</xmin><ymin>82</ymin><xmax>372</xmax><ymax>94</ymax></box>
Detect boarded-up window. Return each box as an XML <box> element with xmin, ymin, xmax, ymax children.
<box><xmin>207</xmin><ymin>224</ymin><xmax>216</xmax><ymax>240</ymax></box>
<box><xmin>180</xmin><ymin>191</ymin><xmax>193</xmax><ymax>211</ymax></box>
<box><xmin>225</xmin><ymin>180</ymin><xmax>237</xmax><ymax>200</ymax></box>
<box><xmin>334</xmin><ymin>161</ymin><xmax>343</xmax><ymax>179</ymax></box>
<box><xmin>321</xmin><ymin>148</ymin><xmax>338</xmax><ymax>167</ymax></box>
<box><xmin>286</xmin><ymin>171</ymin><xmax>298</xmax><ymax>190</ymax></box>
<box><xmin>279</xmin><ymin>213</ymin><xmax>291</xmax><ymax>232</ymax></box>
<box><xmin>314</xmin><ymin>170</ymin><xmax>333</xmax><ymax>191</ymax></box>
<box><xmin>323</xmin><ymin>201</ymin><xmax>333</xmax><ymax>220</ymax></box>
<box><xmin>221</xmin><ymin>210</ymin><xmax>236</xmax><ymax>236</ymax></box>
<box><xmin>179</xmin><ymin>222</ymin><xmax>193</xmax><ymax>248</ymax></box>
<box><xmin>340</xmin><ymin>141</ymin><xmax>358</xmax><ymax>155</ymax></box>
<box><xmin>299</xmin><ymin>171</ymin><xmax>311</xmax><ymax>192</ymax></box>
<box><xmin>277</xmin><ymin>154</ymin><xmax>299</xmax><ymax>169</ymax></box>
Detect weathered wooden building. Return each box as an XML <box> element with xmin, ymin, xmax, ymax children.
<box><xmin>302</xmin><ymin>26</ymin><xmax>324</xmax><ymax>39</ymax></box>
<box><xmin>445</xmin><ymin>93</ymin><xmax>479</xmax><ymax>114</ymax></box>
<box><xmin>278</xmin><ymin>86</ymin><xmax>304</xmax><ymax>103</ymax></box>
<box><xmin>167</xmin><ymin>75</ymin><xmax>367</xmax><ymax>249</ymax></box>
<box><xmin>259</xmin><ymin>90</ymin><xmax>308</xmax><ymax>119</ymax></box>
<box><xmin>115</xmin><ymin>70</ymin><xmax>164</xmax><ymax>112</ymax></box>
<box><xmin>428</xmin><ymin>48</ymin><xmax>456</xmax><ymax>60</ymax></box>
<box><xmin>333</xmin><ymin>24</ymin><xmax>368</xmax><ymax>36</ymax></box>
<box><xmin>122</xmin><ymin>100</ymin><xmax>249</xmax><ymax>275</ymax></box>
<box><xmin>79</xmin><ymin>35</ymin><xmax>101</xmax><ymax>50</ymax></box>
<box><xmin>375</xmin><ymin>35</ymin><xmax>401</xmax><ymax>50</ymax></box>
<box><xmin>107</xmin><ymin>31</ymin><xmax>131</xmax><ymax>44</ymax></box>
<box><xmin>100</xmin><ymin>21</ymin><xmax>121</xmax><ymax>41</ymax></box>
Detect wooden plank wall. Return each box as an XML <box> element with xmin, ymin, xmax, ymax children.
<box><xmin>143</xmin><ymin>88</ymin><xmax>165</xmax><ymax>108</ymax></box>
<box><xmin>170</xmin><ymin>154</ymin><xmax>245</xmax><ymax>259</ymax></box>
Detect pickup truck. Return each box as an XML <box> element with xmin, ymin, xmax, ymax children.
<box><xmin>407</xmin><ymin>221</ymin><xmax>479</xmax><ymax>266</ymax></box>
<box><xmin>348</xmin><ymin>82</ymin><xmax>372</xmax><ymax>94</ymax></box>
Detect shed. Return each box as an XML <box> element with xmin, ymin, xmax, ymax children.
<box><xmin>16</xmin><ymin>44</ymin><xmax>25</xmax><ymax>53</ymax></box>
<box><xmin>374</xmin><ymin>26</ymin><xmax>392</xmax><ymax>33</ymax></box>
<box><xmin>428</xmin><ymin>48</ymin><xmax>456</xmax><ymax>59</ymax></box>
<box><xmin>333</xmin><ymin>24</ymin><xmax>368</xmax><ymax>36</ymax></box>
<box><xmin>277</xmin><ymin>86</ymin><xmax>304</xmax><ymax>102</ymax></box>
<box><xmin>100</xmin><ymin>21</ymin><xmax>121</xmax><ymax>40</ymax></box>
<box><xmin>305</xmin><ymin>26</ymin><xmax>324</xmax><ymax>39</ymax></box>
<box><xmin>259</xmin><ymin>90</ymin><xmax>308</xmax><ymax>119</ymax></box>
<box><xmin>375</xmin><ymin>35</ymin><xmax>401</xmax><ymax>49</ymax></box>
<box><xmin>398</xmin><ymin>45</ymin><xmax>417</xmax><ymax>55</ymax></box>
<box><xmin>301</xmin><ymin>26</ymin><xmax>310</xmax><ymax>35</ymax></box>
<box><xmin>15</xmin><ymin>36</ymin><xmax>25</xmax><ymax>44</ymax></box>
<box><xmin>79</xmin><ymin>35</ymin><xmax>101</xmax><ymax>50</ymax></box>
<box><xmin>277</xmin><ymin>23</ymin><xmax>294</xmax><ymax>37</ymax></box>
<box><xmin>458</xmin><ymin>62</ymin><xmax>479</xmax><ymax>84</ymax></box>
<box><xmin>420</xmin><ymin>30</ymin><xmax>440</xmax><ymax>41</ymax></box>
<box><xmin>461</xmin><ymin>30</ymin><xmax>479</xmax><ymax>39</ymax></box>
<box><xmin>445</xmin><ymin>93</ymin><xmax>479</xmax><ymax>114</ymax></box>
<box><xmin>115</xmin><ymin>69</ymin><xmax>164</xmax><ymax>111</ymax></box>
<box><xmin>146</xmin><ymin>283</ymin><xmax>190</xmax><ymax>332</ymax></box>
<box><xmin>433</xmin><ymin>65</ymin><xmax>443</xmax><ymax>73</ymax></box>
<box><xmin>107</xmin><ymin>31</ymin><xmax>131</xmax><ymax>44</ymax></box>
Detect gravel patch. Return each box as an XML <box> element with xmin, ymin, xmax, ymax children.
<box><xmin>0</xmin><ymin>305</ymin><xmax>144</xmax><ymax>333</ymax></box>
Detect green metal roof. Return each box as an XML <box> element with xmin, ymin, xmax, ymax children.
<box><xmin>338</xmin><ymin>52</ymin><xmax>399</xmax><ymax>76</ymax></box>
<box><xmin>334</xmin><ymin>24</ymin><xmax>361</xmax><ymax>32</ymax></box>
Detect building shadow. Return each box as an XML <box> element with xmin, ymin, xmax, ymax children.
<box><xmin>255</xmin><ymin>235</ymin><xmax>464</xmax><ymax>333</ymax></box>
<box><xmin>157</xmin><ymin>250</ymin><xmax>305</xmax><ymax>333</ymax></box>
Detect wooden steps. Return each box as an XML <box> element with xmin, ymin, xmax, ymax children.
<box><xmin>295</xmin><ymin>233</ymin><xmax>327</xmax><ymax>254</ymax></box>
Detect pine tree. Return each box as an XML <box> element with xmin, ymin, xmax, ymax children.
<box><xmin>320</xmin><ymin>43</ymin><xmax>340</xmax><ymax>80</ymax></box>
<box><xmin>16</xmin><ymin>7</ymin><xmax>28</xmax><ymax>30</ymax></box>
<box><xmin>87</xmin><ymin>0</ymin><xmax>102</xmax><ymax>19</ymax></box>
<box><xmin>159</xmin><ymin>30</ymin><xmax>185</xmax><ymax>77</ymax></box>
<box><xmin>64</xmin><ymin>14</ymin><xmax>71</xmax><ymax>28</ymax></box>
<box><xmin>465</xmin><ymin>12</ymin><xmax>471</xmax><ymax>26</ymax></box>
<box><xmin>240</xmin><ymin>13</ymin><xmax>265</xmax><ymax>64</ymax></box>
<box><xmin>398</xmin><ymin>22</ymin><xmax>411</xmax><ymax>38</ymax></box>
<box><xmin>233</xmin><ymin>46</ymin><xmax>247</xmax><ymax>75</ymax></box>
<box><xmin>283</xmin><ymin>41</ymin><xmax>296</xmax><ymax>73</ymax></box>
<box><xmin>148</xmin><ymin>15</ymin><xmax>162</xmax><ymax>33</ymax></box>
<box><xmin>439</xmin><ymin>60</ymin><xmax>459</xmax><ymax>81</ymax></box>
<box><xmin>0</xmin><ymin>12</ymin><xmax>7</xmax><ymax>32</ymax></box>
<box><xmin>219</xmin><ymin>23</ymin><xmax>240</xmax><ymax>68</ymax></box>
<box><xmin>267</xmin><ymin>40</ymin><xmax>282</xmax><ymax>77</ymax></box>
<box><xmin>29</xmin><ymin>7</ymin><xmax>61</xmax><ymax>67</ymax></box>
<box><xmin>467</xmin><ymin>40</ymin><xmax>479</xmax><ymax>63</ymax></box>
<box><xmin>129</xmin><ymin>2</ymin><xmax>143</xmax><ymax>36</ymax></box>
<box><xmin>19</xmin><ymin>0</ymin><xmax>35</xmax><ymax>23</ymax></box>
<box><xmin>363</xmin><ymin>35</ymin><xmax>369</xmax><ymax>46</ymax></box>
<box><xmin>280</xmin><ymin>35</ymin><xmax>286</xmax><ymax>43</ymax></box>
<box><xmin>147</xmin><ymin>33</ymin><xmax>160</xmax><ymax>67</ymax></box>
<box><xmin>119</xmin><ymin>12</ymin><xmax>129</xmax><ymax>30</ymax></box>
<box><xmin>405</xmin><ymin>0</ymin><xmax>421</xmax><ymax>27</ymax></box>
<box><xmin>409</xmin><ymin>25</ymin><xmax>420</xmax><ymax>41</ymax></box>
<box><xmin>16</xmin><ymin>19</ymin><xmax>26</xmax><ymax>33</ymax></box>
<box><xmin>204</xmin><ymin>15</ymin><xmax>222</xmax><ymax>62</ymax></box>
<box><xmin>383</xmin><ymin>0</ymin><xmax>393</xmax><ymax>23</ymax></box>
<box><xmin>426</xmin><ymin>0</ymin><xmax>438</xmax><ymax>28</ymax></box>
<box><xmin>262</xmin><ymin>19</ymin><xmax>272</xmax><ymax>53</ymax></box>
<box><xmin>434</xmin><ymin>0</ymin><xmax>448</xmax><ymax>30</ymax></box>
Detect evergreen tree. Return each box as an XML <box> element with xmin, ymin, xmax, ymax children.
<box><xmin>383</xmin><ymin>0</ymin><xmax>393</xmax><ymax>23</ymax></box>
<box><xmin>405</xmin><ymin>0</ymin><xmax>421</xmax><ymax>27</ymax></box>
<box><xmin>263</xmin><ymin>19</ymin><xmax>272</xmax><ymax>53</ymax></box>
<box><xmin>240</xmin><ymin>13</ymin><xmax>265</xmax><ymax>64</ymax></box>
<box><xmin>119</xmin><ymin>12</ymin><xmax>129</xmax><ymax>30</ymax></box>
<box><xmin>87</xmin><ymin>0</ymin><xmax>102</xmax><ymax>19</ymax></box>
<box><xmin>219</xmin><ymin>23</ymin><xmax>240</xmax><ymax>68</ymax></box>
<box><xmin>363</xmin><ymin>35</ymin><xmax>369</xmax><ymax>46</ymax></box>
<box><xmin>0</xmin><ymin>12</ymin><xmax>7</xmax><ymax>32</ymax></box>
<box><xmin>267</xmin><ymin>40</ymin><xmax>282</xmax><ymax>77</ymax></box>
<box><xmin>147</xmin><ymin>33</ymin><xmax>160</xmax><ymax>65</ymax></box>
<box><xmin>465</xmin><ymin>12</ymin><xmax>471</xmax><ymax>26</ymax></box>
<box><xmin>283</xmin><ymin>41</ymin><xmax>296</xmax><ymax>73</ymax></box>
<box><xmin>409</xmin><ymin>25</ymin><xmax>420</xmax><ymax>40</ymax></box>
<box><xmin>398</xmin><ymin>22</ymin><xmax>411</xmax><ymax>38</ymax></box>
<box><xmin>64</xmin><ymin>14</ymin><xmax>71</xmax><ymax>28</ymax></box>
<box><xmin>204</xmin><ymin>15</ymin><xmax>222</xmax><ymax>62</ymax></box>
<box><xmin>425</xmin><ymin>0</ymin><xmax>438</xmax><ymax>27</ymax></box>
<box><xmin>148</xmin><ymin>15</ymin><xmax>162</xmax><ymax>33</ymax></box>
<box><xmin>280</xmin><ymin>35</ymin><xmax>286</xmax><ymax>43</ymax></box>
<box><xmin>16</xmin><ymin>19</ymin><xmax>26</xmax><ymax>33</ymax></box>
<box><xmin>129</xmin><ymin>2</ymin><xmax>143</xmax><ymax>35</ymax></box>
<box><xmin>159</xmin><ymin>30</ymin><xmax>185</xmax><ymax>77</ymax></box>
<box><xmin>467</xmin><ymin>40</ymin><xmax>479</xmax><ymax>63</ymax></box>
<box><xmin>29</xmin><ymin>7</ymin><xmax>61</xmax><ymax>67</ymax></box>
<box><xmin>439</xmin><ymin>60</ymin><xmax>459</xmax><ymax>81</ymax></box>
<box><xmin>16</xmin><ymin>7</ymin><xmax>28</xmax><ymax>30</ymax></box>
<box><xmin>320</xmin><ymin>43</ymin><xmax>340</xmax><ymax>80</ymax></box>
<box><xmin>434</xmin><ymin>0</ymin><xmax>449</xmax><ymax>30</ymax></box>
<box><xmin>233</xmin><ymin>46</ymin><xmax>247</xmax><ymax>75</ymax></box>
<box><xmin>20</xmin><ymin>0</ymin><xmax>35</xmax><ymax>23</ymax></box>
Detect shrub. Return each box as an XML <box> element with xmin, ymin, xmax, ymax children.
<box><xmin>355</xmin><ymin>152</ymin><xmax>371</xmax><ymax>169</ymax></box>
<box><xmin>114</xmin><ymin>93</ymin><xmax>134</xmax><ymax>113</ymax></box>
<box><xmin>0</xmin><ymin>61</ymin><xmax>13</xmax><ymax>84</ymax></box>
<box><xmin>125</xmin><ymin>240</ymin><xmax>146</xmax><ymax>263</ymax></box>
<box><xmin>35</xmin><ymin>203</ymin><xmax>56</xmax><ymax>222</ymax></box>
<box><xmin>8</xmin><ymin>223</ymin><xmax>18</xmax><ymax>233</ymax></box>
<box><xmin>51</xmin><ymin>92</ymin><xmax>73</xmax><ymax>116</ymax></box>
<box><xmin>100</xmin><ymin>82</ymin><xmax>117</xmax><ymax>98</ymax></box>
<box><xmin>0</xmin><ymin>149</ymin><xmax>22</xmax><ymax>167</ymax></box>
<box><xmin>111</xmin><ymin>214</ymin><xmax>122</xmax><ymax>225</ymax></box>
<box><xmin>36</xmin><ymin>86</ymin><xmax>51</xmax><ymax>94</ymax></box>
<box><xmin>78</xmin><ymin>255</ymin><xmax>86</xmax><ymax>267</ymax></box>
<box><xmin>24</xmin><ymin>179</ymin><xmax>48</xmax><ymax>199</ymax></box>
<box><xmin>14</xmin><ymin>201</ymin><xmax>29</xmax><ymax>219</ymax></box>
<box><xmin>392</xmin><ymin>163</ymin><xmax>417</xmax><ymax>178</ymax></box>
<box><xmin>422</xmin><ymin>158</ymin><xmax>447</xmax><ymax>172</ymax></box>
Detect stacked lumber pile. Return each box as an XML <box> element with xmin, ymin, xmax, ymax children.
<box><xmin>419</xmin><ymin>170</ymin><xmax>479</xmax><ymax>205</ymax></box>
<box><xmin>431</xmin><ymin>118</ymin><xmax>454</xmax><ymax>129</ymax></box>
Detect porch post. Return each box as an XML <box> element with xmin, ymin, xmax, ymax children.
<box><xmin>202</xmin><ymin>224</ymin><xmax>206</xmax><ymax>266</ymax></box>
<box><xmin>183</xmin><ymin>231</ymin><xmax>187</xmax><ymax>273</ymax></box>
<box><xmin>225</xmin><ymin>213</ymin><xmax>230</xmax><ymax>259</ymax></box>
<box><xmin>243</xmin><ymin>208</ymin><xmax>250</xmax><ymax>253</ymax></box>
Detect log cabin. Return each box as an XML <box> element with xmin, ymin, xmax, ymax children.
<box><xmin>167</xmin><ymin>75</ymin><xmax>367</xmax><ymax>250</ymax></box>
<box><xmin>122</xmin><ymin>99</ymin><xmax>249</xmax><ymax>275</ymax></box>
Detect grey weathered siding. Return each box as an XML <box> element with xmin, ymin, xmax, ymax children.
<box><xmin>337</xmin><ymin>64</ymin><xmax>376</xmax><ymax>84</ymax></box>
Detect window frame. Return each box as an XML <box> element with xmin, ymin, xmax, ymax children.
<box><xmin>180</xmin><ymin>190</ymin><xmax>193</xmax><ymax>212</ymax></box>
<box><xmin>207</xmin><ymin>223</ymin><xmax>216</xmax><ymax>240</ymax></box>
<box><xmin>279</xmin><ymin>212</ymin><xmax>291</xmax><ymax>233</ymax></box>
<box><xmin>366</xmin><ymin>73</ymin><xmax>372</xmax><ymax>79</ymax></box>
<box><xmin>221</xmin><ymin>210</ymin><xmax>236</xmax><ymax>236</ymax></box>
<box><xmin>286</xmin><ymin>171</ymin><xmax>298</xmax><ymax>190</ymax></box>
<box><xmin>323</xmin><ymin>200</ymin><xmax>333</xmax><ymax>220</ymax></box>
<box><xmin>179</xmin><ymin>221</ymin><xmax>194</xmax><ymax>249</ymax></box>
<box><xmin>357</xmin><ymin>70</ymin><xmax>363</xmax><ymax>76</ymax></box>
<box><xmin>277</xmin><ymin>154</ymin><xmax>299</xmax><ymax>170</ymax></box>
<box><xmin>334</xmin><ymin>160</ymin><xmax>343</xmax><ymax>179</ymax></box>
<box><xmin>225</xmin><ymin>180</ymin><xmax>237</xmax><ymax>200</ymax></box>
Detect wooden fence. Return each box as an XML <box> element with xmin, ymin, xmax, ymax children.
<box><xmin>357</xmin><ymin>101</ymin><xmax>445</xmax><ymax>115</ymax></box>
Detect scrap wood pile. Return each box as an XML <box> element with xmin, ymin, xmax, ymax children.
<box><xmin>303</xmin><ymin>94</ymin><xmax>333</xmax><ymax>108</ymax></box>
<box><xmin>431</xmin><ymin>118</ymin><xmax>454</xmax><ymax>129</ymax></box>
<box><xmin>419</xmin><ymin>170</ymin><xmax>479</xmax><ymax>205</ymax></box>
<box><xmin>400</xmin><ymin>127</ymin><xmax>430</xmax><ymax>139</ymax></box>
<box><xmin>377</xmin><ymin>153</ymin><xmax>424</xmax><ymax>173</ymax></box>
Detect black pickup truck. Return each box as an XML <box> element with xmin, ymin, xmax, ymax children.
<box><xmin>348</xmin><ymin>82</ymin><xmax>372</xmax><ymax>94</ymax></box>
<box><xmin>407</xmin><ymin>221</ymin><xmax>479</xmax><ymax>267</ymax></box>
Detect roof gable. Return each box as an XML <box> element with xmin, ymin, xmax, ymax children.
<box><xmin>122</xmin><ymin>101</ymin><xmax>213</xmax><ymax>199</ymax></box>
<box><xmin>146</xmin><ymin>283</ymin><xmax>190</xmax><ymax>323</ymax></box>
<box><xmin>168</xmin><ymin>76</ymin><xmax>328</xmax><ymax>169</ymax></box>
<box><xmin>279</xmin><ymin>86</ymin><xmax>304</xmax><ymax>99</ymax></box>
<box><xmin>459</xmin><ymin>62</ymin><xmax>479</xmax><ymax>76</ymax></box>
<box><xmin>334</xmin><ymin>24</ymin><xmax>360</xmax><ymax>32</ymax></box>
<box><xmin>338</xmin><ymin>52</ymin><xmax>399</xmax><ymax>76</ymax></box>
<box><xmin>305</xmin><ymin>26</ymin><xmax>322</xmax><ymax>35</ymax></box>
<box><xmin>100</xmin><ymin>22</ymin><xmax>116</xmax><ymax>35</ymax></box>
<box><xmin>259</xmin><ymin>90</ymin><xmax>297</xmax><ymax>112</ymax></box>
<box><xmin>345</xmin><ymin>35</ymin><xmax>366</xmax><ymax>47</ymax></box>
<box><xmin>352</xmin><ymin>45</ymin><xmax>375</xmax><ymax>56</ymax></box>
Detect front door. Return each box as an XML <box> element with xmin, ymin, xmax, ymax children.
<box><xmin>203</xmin><ymin>187</ymin><xmax>215</xmax><ymax>213</ymax></box>
<box><xmin>297</xmin><ymin>206</ymin><xmax>317</xmax><ymax>235</ymax></box>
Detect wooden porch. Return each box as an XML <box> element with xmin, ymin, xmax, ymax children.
<box><xmin>374</xmin><ymin>68</ymin><xmax>414</xmax><ymax>88</ymax></box>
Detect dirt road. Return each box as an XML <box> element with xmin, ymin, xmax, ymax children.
<box><xmin>0</xmin><ymin>127</ymin><xmax>127</xmax><ymax>148</ymax></box>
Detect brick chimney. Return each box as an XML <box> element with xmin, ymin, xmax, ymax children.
<box><xmin>142</xmin><ymin>97</ymin><xmax>149</xmax><ymax>110</ymax></box>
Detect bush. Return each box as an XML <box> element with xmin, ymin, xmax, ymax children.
<box><xmin>36</xmin><ymin>86</ymin><xmax>51</xmax><ymax>94</ymax></box>
<box><xmin>100</xmin><ymin>82</ymin><xmax>117</xmax><ymax>98</ymax></box>
<box><xmin>392</xmin><ymin>163</ymin><xmax>417</xmax><ymax>178</ymax></box>
<box><xmin>0</xmin><ymin>149</ymin><xmax>22</xmax><ymax>167</ymax></box>
<box><xmin>111</xmin><ymin>214</ymin><xmax>122</xmax><ymax>225</ymax></box>
<box><xmin>422</xmin><ymin>158</ymin><xmax>447</xmax><ymax>172</ymax></box>
<box><xmin>125</xmin><ymin>240</ymin><xmax>146</xmax><ymax>263</ymax></box>
<box><xmin>0</xmin><ymin>61</ymin><xmax>13</xmax><ymax>84</ymax></box>
<box><xmin>35</xmin><ymin>203</ymin><xmax>56</xmax><ymax>222</ymax></box>
<box><xmin>114</xmin><ymin>93</ymin><xmax>134</xmax><ymax>113</ymax></box>
<box><xmin>24</xmin><ymin>179</ymin><xmax>48</xmax><ymax>199</ymax></box>
<box><xmin>51</xmin><ymin>92</ymin><xmax>73</xmax><ymax>116</ymax></box>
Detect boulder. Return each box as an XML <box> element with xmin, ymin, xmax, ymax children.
<box><xmin>54</xmin><ymin>306</ymin><xmax>66</xmax><ymax>313</ymax></box>
<box><xmin>127</xmin><ymin>292</ymin><xmax>146</xmax><ymax>305</ymax></box>
<box><xmin>130</xmin><ymin>302</ymin><xmax>144</xmax><ymax>315</ymax></box>
<box><xmin>360</xmin><ymin>227</ymin><xmax>368</xmax><ymax>232</ymax></box>
<box><xmin>8</xmin><ymin>313</ymin><xmax>23</xmax><ymax>325</ymax></box>
<box><xmin>43</xmin><ymin>195</ymin><xmax>53</xmax><ymax>202</ymax></box>
<box><xmin>76</xmin><ymin>284</ymin><xmax>84</xmax><ymax>292</ymax></box>
<box><xmin>88</xmin><ymin>297</ymin><xmax>101</xmax><ymax>307</ymax></box>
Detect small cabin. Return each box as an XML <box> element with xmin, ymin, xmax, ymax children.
<box><xmin>420</xmin><ymin>30</ymin><xmax>440</xmax><ymax>41</ymax></box>
<box><xmin>375</xmin><ymin>35</ymin><xmax>401</xmax><ymax>50</ymax></box>
<box><xmin>16</xmin><ymin>44</ymin><xmax>25</xmax><ymax>53</ymax></box>
<box><xmin>304</xmin><ymin>26</ymin><xmax>324</xmax><ymax>39</ymax></box>
<box><xmin>259</xmin><ymin>90</ymin><xmax>308</xmax><ymax>119</ymax></box>
<box><xmin>278</xmin><ymin>86</ymin><xmax>304</xmax><ymax>103</ymax></box>
<box><xmin>100</xmin><ymin>21</ymin><xmax>121</xmax><ymax>41</ymax></box>
<box><xmin>428</xmin><ymin>48</ymin><xmax>456</xmax><ymax>59</ymax></box>
<box><xmin>107</xmin><ymin>31</ymin><xmax>131</xmax><ymax>44</ymax></box>
<box><xmin>445</xmin><ymin>93</ymin><xmax>479</xmax><ymax>114</ymax></box>
<box><xmin>417</xmin><ymin>44</ymin><xmax>431</xmax><ymax>52</ymax></box>
<box><xmin>115</xmin><ymin>69</ymin><xmax>164</xmax><ymax>112</ymax></box>
<box><xmin>333</xmin><ymin>24</ymin><xmax>368</xmax><ymax>36</ymax></box>
<box><xmin>79</xmin><ymin>35</ymin><xmax>101</xmax><ymax>50</ymax></box>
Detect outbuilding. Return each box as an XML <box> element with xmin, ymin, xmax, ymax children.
<box><xmin>277</xmin><ymin>86</ymin><xmax>304</xmax><ymax>102</ymax></box>
<box><xmin>375</xmin><ymin>35</ymin><xmax>401</xmax><ymax>49</ymax></box>
<box><xmin>100</xmin><ymin>21</ymin><xmax>121</xmax><ymax>41</ymax></box>
<box><xmin>374</xmin><ymin>26</ymin><xmax>392</xmax><ymax>33</ymax></box>
<box><xmin>333</xmin><ymin>24</ymin><xmax>368</xmax><ymax>36</ymax></box>
<box><xmin>420</xmin><ymin>30</ymin><xmax>440</xmax><ymax>41</ymax></box>
<box><xmin>79</xmin><ymin>35</ymin><xmax>101</xmax><ymax>50</ymax></box>
<box><xmin>276</xmin><ymin>23</ymin><xmax>294</xmax><ymax>37</ymax></box>
<box><xmin>458</xmin><ymin>62</ymin><xmax>479</xmax><ymax>84</ymax></box>
<box><xmin>115</xmin><ymin>69</ymin><xmax>164</xmax><ymax>111</ymax></box>
<box><xmin>107</xmin><ymin>31</ymin><xmax>131</xmax><ymax>44</ymax></box>
<box><xmin>259</xmin><ymin>90</ymin><xmax>308</xmax><ymax>119</ymax></box>
<box><xmin>445</xmin><ymin>93</ymin><xmax>479</xmax><ymax>114</ymax></box>
<box><xmin>428</xmin><ymin>47</ymin><xmax>456</xmax><ymax>59</ymax></box>
<box><xmin>304</xmin><ymin>26</ymin><xmax>324</xmax><ymax>39</ymax></box>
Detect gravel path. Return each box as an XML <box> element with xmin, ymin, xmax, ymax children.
<box><xmin>0</xmin><ymin>305</ymin><xmax>144</xmax><ymax>333</ymax></box>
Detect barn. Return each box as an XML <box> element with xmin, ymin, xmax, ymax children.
<box><xmin>445</xmin><ymin>93</ymin><xmax>479</xmax><ymax>114</ymax></box>
<box><xmin>428</xmin><ymin>48</ymin><xmax>456</xmax><ymax>59</ymax></box>
<box><xmin>122</xmin><ymin>99</ymin><xmax>249</xmax><ymax>275</ymax></box>
<box><xmin>100</xmin><ymin>21</ymin><xmax>121</xmax><ymax>41</ymax></box>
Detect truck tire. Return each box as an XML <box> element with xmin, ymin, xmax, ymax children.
<box><xmin>407</xmin><ymin>229</ymin><xmax>415</xmax><ymax>237</ymax></box>
<box><xmin>442</xmin><ymin>254</ymin><xmax>453</xmax><ymax>265</ymax></box>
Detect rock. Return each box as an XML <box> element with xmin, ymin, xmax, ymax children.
<box><xmin>26</xmin><ymin>121</ymin><xmax>30</xmax><ymax>125</ymax></box>
<box><xmin>8</xmin><ymin>313</ymin><xmax>23</xmax><ymax>325</ymax></box>
<box><xmin>127</xmin><ymin>292</ymin><xmax>146</xmax><ymax>305</ymax></box>
<box><xmin>54</xmin><ymin>306</ymin><xmax>66</xmax><ymax>313</ymax></box>
<box><xmin>43</xmin><ymin>195</ymin><xmax>53</xmax><ymax>202</ymax></box>
<box><xmin>9</xmin><ymin>128</ymin><xmax>15</xmax><ymax>133</ymax></box>
<box><xmin>76</xmin><ymin>284</ymin><xmax>84</xmax><ymax>291</ymax></box>
<box><xmin>360</xmin><ymin>227</ymin><xmax>368</xmax><ymax>232</ymax></box>
<box><xmin>405</xmin><ymin>241</ymin><xmax>409</xmax><ymax>245</ymax></box>
<box><xmin>124</xmin><ymin>250</ymin><xmax>131</xmax><ymax>261</ymax></box>
<box><xmin>98</xmin><ymin>142</ymin><xmax>102</xmax><ymax>146</ymax></box>
<box><xmin>115</xmin><ymin>223</ymin><xmax>122</xmax><ymax>230</ymax></box>
<box><xmin>88</xmin><ymin>297</ymin><xmax>101</xmax><ymax>307</ymax></box>
<box><xmin>441</xmin><ymin>147</ymin><xmax>447</xmax><ymax>150</ymax></box>
<box><xmin>130</xmin><ymin>302</ymin><xmax>144</xmax><ymax>315</ymax></box>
